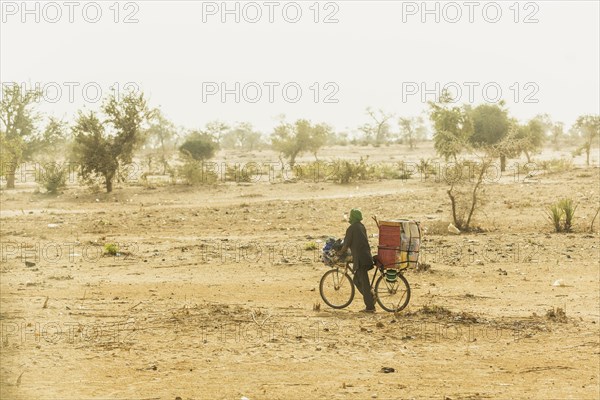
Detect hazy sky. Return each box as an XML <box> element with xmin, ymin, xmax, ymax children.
<box><xmin>1</xmin><ymin>0</ymin><xmax>599</xmax><ymax>135</ymax></box>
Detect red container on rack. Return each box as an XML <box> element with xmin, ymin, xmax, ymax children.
<box><xmin>377</xmin><ymin>220</ymin><xmax>422</xmax><ymax>269</ymax></box>
<box><xmin>379</xmin><ymin>223</ymin><xmax>403</xmax><ymax>247</ymax></box>
<box><xmin>377</xmin><ymin>246</ymin><xmax>400</xmax><ymax>268</ymax></box>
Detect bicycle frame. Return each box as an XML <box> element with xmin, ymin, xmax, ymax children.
<box><xmin>338</xmin><ymin>260</ymin><xmax>409</xmax><ymax>291</ymax></box>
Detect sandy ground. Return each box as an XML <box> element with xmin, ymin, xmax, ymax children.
<box><xmin>1</xmin><ymin>144</ymin><xmax>599</xmax><ymax>400</ymax></box>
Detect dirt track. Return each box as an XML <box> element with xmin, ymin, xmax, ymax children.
<box><xmin>1</xmin><ymin>146</ymin><xmax>599</xmax><ymax>400</ymax></box>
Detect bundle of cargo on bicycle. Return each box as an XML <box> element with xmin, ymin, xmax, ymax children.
<box><xmin>375</xmin><ymin>219</ymin><xmax>422</xmax><ymax>270</ymax></box>
<box><xmin>321</xmin><ymin>237</ymin><xmax>350</xmax><ymax>267</ymax></box>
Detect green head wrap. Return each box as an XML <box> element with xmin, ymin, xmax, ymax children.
<box><xmin>349</xmin><ymin>209</ymin><xmax>363</xmax><ymax>224</ymax></box>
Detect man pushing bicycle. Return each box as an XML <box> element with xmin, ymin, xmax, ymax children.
<box><xmin>338</xmin><ymin>209</ymin><xmax>376</xmax><ymax>313</ymax></box>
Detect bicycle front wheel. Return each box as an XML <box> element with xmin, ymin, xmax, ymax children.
<box><xmin>319</xmin><ymin>268</ymin><xmax>355</xmax><ymax>309</ymax></box>
<box><xmin>375</xmin><ymin>273</ymin><xmax>411</xmax><ymax>312</ymax></box>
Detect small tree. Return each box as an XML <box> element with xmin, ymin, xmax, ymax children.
<box><xmin>72</xmin><ymin>112</ymin><xmax>115</xmax><ymax>191</ymax></box>
<box><xmin>33</xmin><ymin>117</ymin><xmax>71</xmax><ymax>193</ymax></box>
<box><xmin>573</xmin><ymin>115</ymin><xmax>600</xmax><ymax>166</ymax></box>
<box><xmin>271</xmin><ymin>119</ymin><xmax>330</xmax><ymax>166</ymax></box>
<box><xmin>201</xmin><ymin>120</ymin><xmax>229</xmax><ymax>145</ymax></box>
<box><xmin>429</xmin><ymin>92</ymin><xmax>521</xmax><ymax>172</ymax></box>
<box><xmin>143</xmin><ymin>109</ymin><xmax>177</xmax><ymax>174</ymax></box>
<box><xmin>179</xmin><ymin>131</ymin><xmax>218</xmax><ymax>161</ymax></box>
<box><xmin>445</xmin><ymin>136</ymin><xmax>519</xmax><ymax>231</ymax></box>
<box><xmin>39</xmin><ymin>163</ymin><xmax>68</xmax><ymax>194</ymax></box>
<box><xmin>515</xmin><ymin>118</ymin><xmax>545</xmax><ymax>162</ymax></box>
<box><xmin>27</xmin><ymin>117</ymin><xmax>69</xmax><ymax>154</ymax></box>
<box><xmin>446</xmin><ymin>154</ymin><xmax>494</xmax><ymax>232</ymax></box>
<box><xmin>325</xmin><ymin>130</ymin><xmax>349</xmax><ymax>146</ymax></box>
<box><xmin>551</xmin><ymin>122</ymin><xmax>564</xmax><ymax>149</ymax></box>
<box><xmin>532</xmin><ymin>113</ymin><xmax>554</xmax><ymax>136</ymax></box>
<box><xmin>0</xmin><ymin>84</ymin><xmax>42</xmax><ymax>189</ymax></box>
<box><xmin>72</xmin><ymin>91</ymin><xmax>152</xmax><ymax>193</ymax></box>
<box><xmin>46</xmin><ymin>117</ymin><xmax>69</xmax><ymax>144</ymax></box>
<box><xmin>306</xmin><ymin>123</ymin><xmax>330</xmax><ymax>159</ymax></box>
<box><xmin>25</xmin><ymin>116</ymin><xmax>71</xmax><ymax>163</ymax></box>
<box><xmin>469</xmin><ymin>102</ymin><xmax>511</xmax><ymax>171</ymax></box>
<box><xmin>178</xmin><ymin>131</ymin><xmax>218</xmax><ymax>185</ymax></box>
<box><xmin>221</xmin><ymin>122</ymin><xmax>263</xmax><ymax>151</ymax></box>
<box><xmin>398</xmin><ymin>116</ymin><xmax>427</xmax><ymax>149</ymax></box>
<box><xmin>359</xmin><ymin>107</ymin><xmax>393</xmax><ymax>146</ymax></box>
<box><xmin>244</xmin><ymin>130</ymin><xmax>264</xmax><ymax>151</ymax></box>
<box><xmin>428</xmin><ymin>90</ymin><xmax>473</xmax><ymax>161</ymax></box>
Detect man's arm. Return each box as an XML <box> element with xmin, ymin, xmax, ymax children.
<box><xmin>338</xmin><ymin>225</ymin><xmax>353</xmax><ymax>258</ymax></box>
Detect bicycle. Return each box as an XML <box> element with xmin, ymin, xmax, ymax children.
<box><xmin>319</xmin><ymin>250</ymin><xmax>411</xmax><ymax>313</ymax></box>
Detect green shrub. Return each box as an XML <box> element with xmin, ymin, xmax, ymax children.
<box><xmin>293</xmin><ymin>161</ymin><xmax>332</xmax><ymax>182</ymax></box>
<box><xmin>179</xmin><ymin>132</ymin><xmax>218</xmax><ymax>161</ymax></box>
<box><xmin>329</xmin><ymin>160</ymin><xmax>351</xmax><ymax>184</ymax></box>
<box><xmin>225</xmin><ymin>164</ymin><xmax>253</xmax><ymax>183</ymax></box>
<box><xmin>539</xmin><ymin>158</ymin><xmax>573</xmax><ymax>174</ymax></box>
<box><xmin>178</xmin><ymin>159</ymin><xmax>218</xmax><ymax>185</ymax></box>
<box><xmin>560</xmin><ymin>198</ymin><xmax>577</xmax><ymax>232</ymax></box>
<box><xmin>39</xmin><ymin>164</ymin><xmax>68</xmax><ymax>194</ymax></box>
<box><xmin>417</xmin><ymin>158</ymin><xmax>437</xmax><ymax>180</ymax></box>
<box><xmin>333</xmin><ymin>160</ymin><xmax>355</xmax><ymax>184</ymax></box>
<box><xmin>547</xmin><ymin>198</ymin><xmax>577</xmax><ymax>232</ymax></box>
<box><xmin>374</xmin><ymin>163</ymin><xmax>398</xmax><ymax>180</ymax></box>
<box><xmin>178</xmin><ymin>131</ymin><xmax>219</xmax><ymax>185</ymax></box>
<box><xmin>373</xmin><ymin>161</ymin><xmax>413</xmax><ymax>180</ymax></box>
<box><xmin>304</xmin><ymin>241</ymin><xmax>318</xmax><ymax>250</ymax></box>
<box><xmin>330</xmin><ymin>157</ymin><xmax>377</xmax><ymax>184</ymax></box>
<box><xmin>104</xmin><ymin>243</ymin><xmax>119</xmax><ymax>255</ymax></box>
<box><xmin>396</xmin><ymin>161</ymin><xmax>414</xmax><ymax>180</ymax></box>
<box><xmin>547</xmin><ymin>203</ymin><xmax>563</xmax><ymax>232</ymax></box>
<box><xmin>290</xmin><ymin>158</ymin><xmax>418</xmax><ymax>183</ymax></box>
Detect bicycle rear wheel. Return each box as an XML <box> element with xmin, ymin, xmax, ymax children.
<box><xmin>375</xmin><ymin>273</ymin><xmax>411</xmax><ymax>312</ymax></box>
<box><xmin>319</xmin><ymin>268</ymin><xmax>355</xmax><ymax>309</ymax></box>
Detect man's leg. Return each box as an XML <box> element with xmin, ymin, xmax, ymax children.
<box><xmin>353</xmin><ymin>272</ymin><xmax>364</xmax><ymax>296</ymax></box>
<box><xmin>355</xmin><ymin>267</ymin><xmax>375</xmax><ymax>310</ymax></box>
